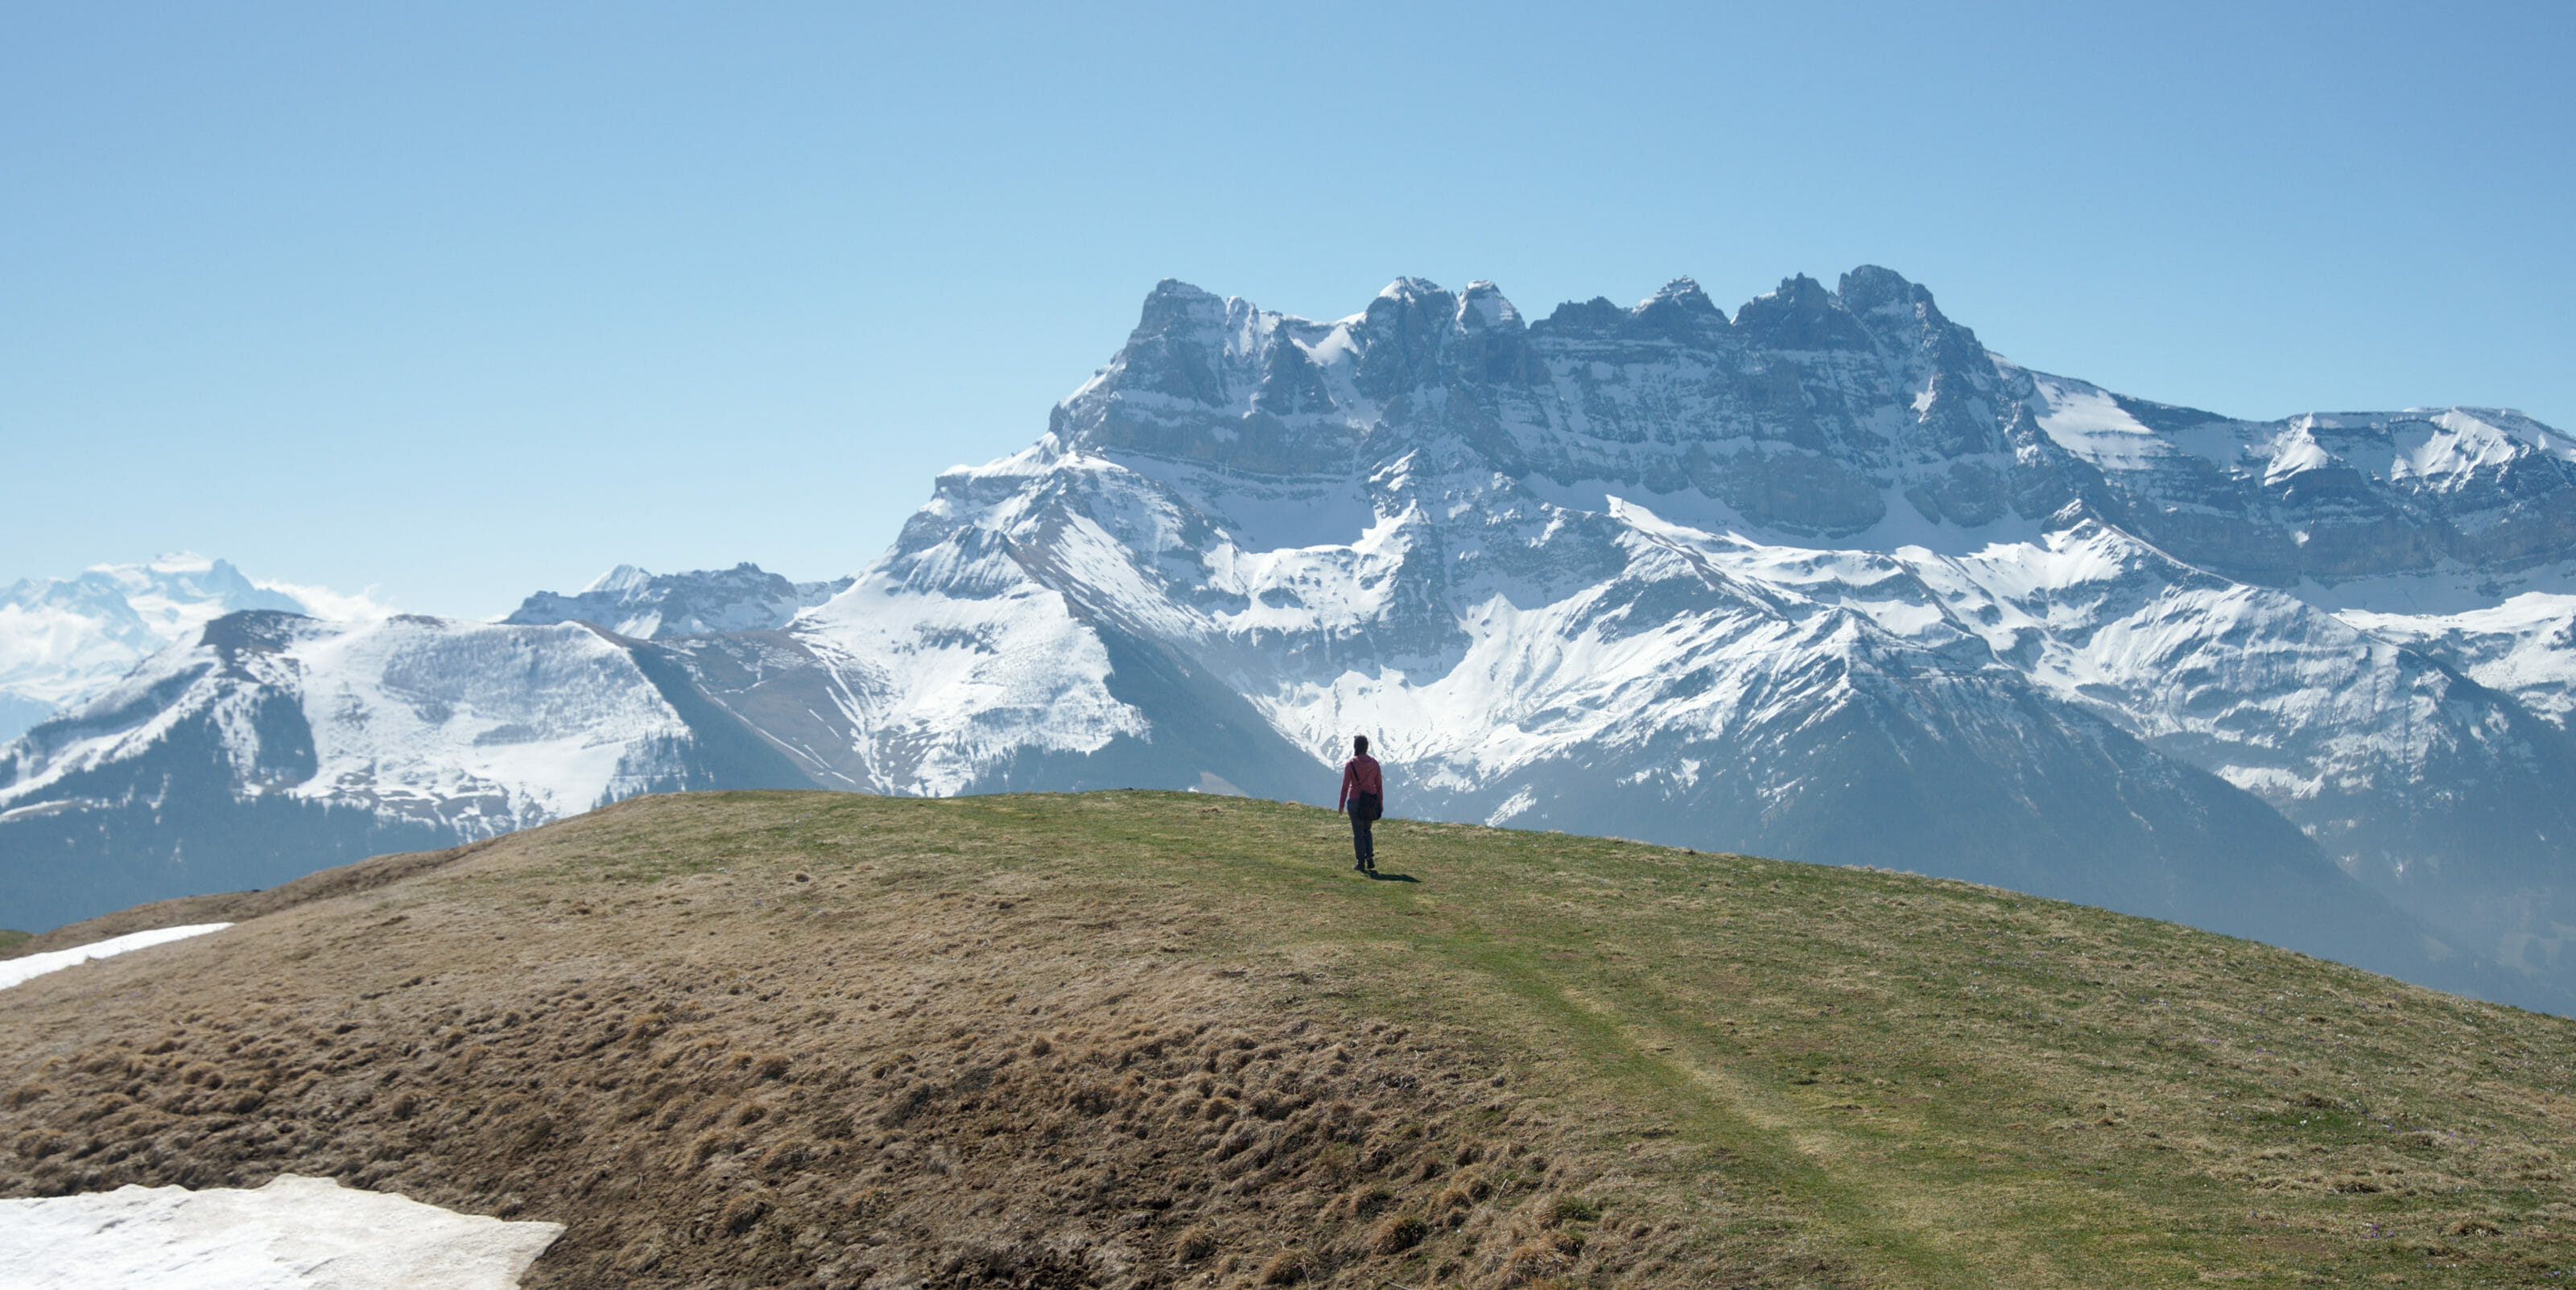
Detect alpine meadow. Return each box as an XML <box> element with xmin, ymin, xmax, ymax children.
<box><xmin>12</xmin><ymin>791</ymin><xmax>2576</xmax><ymax>1287</ymax></box>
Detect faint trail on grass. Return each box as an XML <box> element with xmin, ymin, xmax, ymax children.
<box><xmin>1249</xmin><ymin>824</ymin><xmax>2081</xmax><ymax>1288</ymax></box>
<box><xmin>1450</xmin><ymin>952</ymin><xmax>1999</xmax><ymax>1288</ymax></box>
<box><xmin>1546</xmin><ymin>983</ymin><xmax>2087</xmax><ymax>1289</ymax></box>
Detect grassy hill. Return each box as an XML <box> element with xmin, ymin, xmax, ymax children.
<box><xmin>5</xmin><ymin>790</ymin><xmax>2576</xmax><ymax>1288</ymax></box>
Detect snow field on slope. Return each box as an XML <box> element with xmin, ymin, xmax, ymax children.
<box><xmin>791</xmin><ymin>425</ymin><xmax>2576</xmax><ymax>851</ymax></box>
<box><xmin>2339</xmin><ymin>592</ymin><xmax>2576</xmax><ymax>724</ymax></box>
<box><xmin>1250</xmin><ymin>583</ymin><xmax>1850</xmax><ymax>801</ymax></box>
<box><xmin>1637</xmin><ymin>517</ymin><xmax>2462</xmax><ymax>803</ymax></box>
<box><xmin>1237</xmin><ymin>508</ymin><xmax>1911</xmax><ymax>792</ymax></box>
<box><xmin>798</xmin><ymin>530</ymin><xmax>1145</xmax><ymax>797</ymax></box>
<box><xmin>4</xmin><ymin>613</ymin><xmax>713</xmax><ymax>827</ymax></box>
<box><xmin>0</xmin><ymin>629</ymin><xmax>254</xmax><ymax>806</ymax></box>
<box><xmin>287</xmin><ymin>619</ymin><xmax>696</xmax><ymax>826</ymax></box>
<box><xmin>2018</xmin><ymin>368</ymin><xmax>2576</xmax><ymax>499</ymax></box>
<box><xmin>0</xmin><ymin>924</ymin><xmax>231</xmax><ymax>991</ymax></box>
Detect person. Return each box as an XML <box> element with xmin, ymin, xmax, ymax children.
<box><xmin>1337</xmin><ymin>735</ymin><xmax>1383</xmax><ymax>872</ymax></box>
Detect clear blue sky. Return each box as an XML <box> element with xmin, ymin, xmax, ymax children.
<box><xmin>6</xmin><ymin>2</ymin><xmax>2571</xmax><ymax>616</ymax></box>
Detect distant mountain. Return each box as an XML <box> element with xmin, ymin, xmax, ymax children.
<box><xmin>502</xmin><ymin>563</ymin><xmax>852</xmax><ymax>639</ymax></box>
<box><xmin>9</xmin><ymin>269</ymin><xmax>2576</xmax><ymax>1013</ymax></box>
<box><xmin>0</xmin><ymin>611</ymin><xmax>808</xmax><ymax>929</ymax></box>
<box><xmin>0</xmin><ymin>554</ymin><xmax>380</xmax><ymax>744</ymax></box>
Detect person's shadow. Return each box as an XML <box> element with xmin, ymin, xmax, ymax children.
<box><xmin>1364</xmin><ymin>871</ymin><xmax>1418</xmax><ymax>883</ymax></box>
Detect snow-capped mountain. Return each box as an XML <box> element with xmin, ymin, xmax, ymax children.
<box><xmin>0</xmin><ymin>554</ymin><xmax>384</xmax><ymax>744</ymax></box>
<box><xmin>0</xmin><ymin>610</ymin><xmax>806</xmax><ymax>928</ymax></box>
<box><xmin>10</xmin><ymin>268</ymin><xmax>2576</xmax><ymax>1013</ymax></box>
<box><xmin>503</xmin><ymin>563</ymin><xmax>852</xmax><ymax>638</ymax></box>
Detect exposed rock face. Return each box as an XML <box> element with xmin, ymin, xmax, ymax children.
<box><xmin>1057</xmin><ymin>270</ymin><xmax>2022</xmax><ymax>542</ymax></box>
<box><xmin>10</xmin><ymin>267</ymin><xmax>2576</xmax><ymax>1013</ymax></box>
<box><xmin>1059</xmin><ymin>270</ymin><xmax>2576</xmax><ymax>586</ymax></box>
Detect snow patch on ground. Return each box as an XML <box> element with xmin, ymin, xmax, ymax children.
<box><xmin>0</xmin><ymin>1174</ymin><xmax>562</xmax><ymax>1289</ymax></box>
<box><xmin>0</xmin><ymin>924</ymin><xmax>232</xmax><ymax>991</ymax></box>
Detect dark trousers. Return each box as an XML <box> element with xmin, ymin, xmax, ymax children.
<box><xmin>1348</xmin><ymin>794</ymin><xmax>1379</xmax><ymax>868</ymax></box>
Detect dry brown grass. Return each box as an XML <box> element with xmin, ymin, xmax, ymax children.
<box><xmin>0</xmin><ymin>793</ymin><xmax>1794</xmax><ymax>1288</ymax></box>
<box><xmin>14</xmin><ymin>787</ymin><xmax>2576</xmax><ymax>1287</ymax></box>
<box><xmin>1369</xmin><ymin>1213</ymin><xmax>1428</xmax><ymax>1255</ymax></box>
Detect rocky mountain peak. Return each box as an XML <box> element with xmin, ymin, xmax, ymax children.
<box><xmin>1103</xmin><ymin>281</ymin><xmax>1236</xmax><ymax>408</ymax></box>
<box><xmin>1362</xmin><ymin>277</ymin><xmax>1459</xmax><ymax>330</ymax></box>
<box><xmin>1374</xmin><ymin>276</ymin><xmax>1447</xmax><ymax>303</ymax></box>
<box><xmin>1455</xmin><ymin>280</ymin><xmax>1522</xmax><ymax>332</ymax></box>
<box><xmin>1640</xmin><ymin>275</ymin><xmax>1722</xmax><ymax>315</ymax></box>
<box><xmin>1624</xmin><ymin>276</ymin><xmax>1728</xmax><ymax>339</ymax></box>
<box><xmin>1135</xmin><ymin>278</ymin><xmax>1223</xmax><ymax>328</ymax></box>
<box><xmin>1836</xmin><ymin>264</ymin><xmax>1937</xmax><ymax>319</ymax></box>
<box><xmin>1733</xmin><ymin>273</ymin><xmax>1874</xmax><ymax>351</ymax></box>
<box><xmin>581</xmin><ymin>564</ymin><xmax>654</xmax><ymax>596</ymax></box>
<box><xmin>1352</xmin><ymin>279</ymin><xmax>1466</xmax><ymax>401</ymax></box>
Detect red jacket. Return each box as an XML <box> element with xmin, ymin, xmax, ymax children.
<box><xmin>1338</xmin><ymin>754</ymin><xmax>1382</xmax><ymax>812</ymax></box>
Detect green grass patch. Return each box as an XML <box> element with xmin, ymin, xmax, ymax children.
<box><xmin>492</xmin><ymin>789</ymin><xmax>2576</xmax><ymax>1284</ymax></box>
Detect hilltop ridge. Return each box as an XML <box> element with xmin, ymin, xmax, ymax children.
<box><xmin>7</xmin><ymin>791</ymin><xmax>2576</xmax><ymax>1287</ymax></box>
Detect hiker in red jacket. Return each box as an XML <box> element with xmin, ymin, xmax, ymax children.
<box><xmin>1338</xmin><ymin>735</ymin><xmax>1384</xmax><ymax>872</ymax></box>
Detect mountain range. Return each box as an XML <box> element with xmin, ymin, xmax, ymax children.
<box><xmin>8</xmin><ymin>266</ymin><xmax>2576</xmax><ymax>1012</ymax></box>
<box><xmin>0</xmin><ymin>554</ymin><xmax>380</xmax><ymax>744</ymax></box>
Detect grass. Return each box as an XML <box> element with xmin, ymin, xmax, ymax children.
<box><xmin>8</xmin><ymin>789</ymin><xmax>2576</xmax><ymax>1287</ymax></box>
